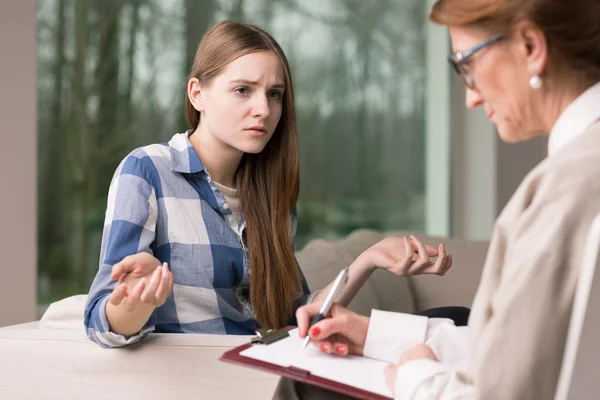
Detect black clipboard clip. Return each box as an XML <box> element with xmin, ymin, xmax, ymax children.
<box><xmin>251</xmin><ymin>328</ymin><xmax>290</xmax><ymax>345</ymax></box>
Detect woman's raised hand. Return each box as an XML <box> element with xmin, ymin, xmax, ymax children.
<box><xmin>108</xmin><ymin>252</ymin><xmax>174</xmax><ymax>311</ymax></box>
<box><xmin>362</xmin><ymin>235</ymin><xmax>452</xmax><ymax>276</ymax></box>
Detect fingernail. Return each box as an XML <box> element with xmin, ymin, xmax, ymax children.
<box><xmin>309</xmin><ymin>327</ymin><xmax>321</xmax><ymax>337</ymax></box>
<box><xmin>335</xmin><ymin>345</ymin><xmax>346</xmax><ymax>355</ymax></box>
<box><xmin>320</xmin><ymin>343</ymin><xmax>329</xmax><ymax>352</ymax></box>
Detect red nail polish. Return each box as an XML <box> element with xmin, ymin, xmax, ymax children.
<box><xmin>335</xmin><ymin>345</ymin><xmax>346</xmax><ymax>355</ymax></box>
<box><xmin>320</xmin><ymin>343</ymin><xmax>329</xmax><ymax>352</ymax></box>
<box><xmin>310</xmin><ymin>327</ymin><xmax>321</xmax><ymax>337</ymax></box>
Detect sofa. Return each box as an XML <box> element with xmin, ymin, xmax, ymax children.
<box><xmin>0</xmin><ymin>230</ymin><xmax>488</xmax><ymax>400</ymax></box>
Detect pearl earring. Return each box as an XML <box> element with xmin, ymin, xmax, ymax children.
<box><xmin>529</xmin><ymin>74</ymin><xmax>542</xmax><ymax>89</ymax></box>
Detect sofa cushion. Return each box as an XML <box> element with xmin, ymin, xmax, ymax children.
<box><xmin>39</xmin><ymin>294</ymin><xmax>87</xmax><ymax>330</ymax></box>
<box><xmin>297</xmin><ymin>229</ymin><xmax>416</xmax><ymax>316</ymax></box>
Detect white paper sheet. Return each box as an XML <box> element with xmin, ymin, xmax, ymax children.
<box><xmin>240</xmin><ymin>328</ymin><xmax>393</xmax><ymax>398</ymax></box>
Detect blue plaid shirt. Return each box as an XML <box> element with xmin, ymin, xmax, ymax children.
<box><xmin>84</xmin><ymin>132</ymin><xmax>311</xmax><ymax>348</ymax></box>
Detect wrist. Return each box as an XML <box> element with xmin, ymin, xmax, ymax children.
<box><xmin>355</xmin><ymin>314</ymin><xmax>371</xmax><ymax>355</ymax></box>
<box><xmin>106</xmin><ymin>301</ymin><xmax>155</xmax><ymax>336</ymax></box>
<box><xmin>352</xmin><ymin>250</ymin><xmax>377</xmax><ymax>274</ymax></box>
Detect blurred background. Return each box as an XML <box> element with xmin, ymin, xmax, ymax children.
<box><xmin>36</xmin><ymin>0</ymin><xmax>434</xmax><ymax>304</ymax></box>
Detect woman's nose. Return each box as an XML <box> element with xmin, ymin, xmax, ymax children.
<box><xmin>252</xmin><ymin>94</ymin><xmax>271</xmax><ymax>117</ymax></box>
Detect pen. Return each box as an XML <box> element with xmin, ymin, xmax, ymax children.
<box><xmin>302</xmin><ymin>266</ymin><xmax>349</xmax><ymax>349</ymax></box>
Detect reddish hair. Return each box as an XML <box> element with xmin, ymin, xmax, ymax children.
<box><xmin>430</xmin><ymin>0</ymin><xmax>600</xmax><ymax>83</ymax></box>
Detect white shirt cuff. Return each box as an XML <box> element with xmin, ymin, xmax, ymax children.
<box><xmin>363</xmin><ymin>310</ymin><xmax>428</xmax><ymax>363</ymax></box>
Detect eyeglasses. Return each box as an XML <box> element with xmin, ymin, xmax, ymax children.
<box><xmin>448</xmin><ymin>33</ymin><xmax>504</xmax><ymax>89</ymax></box>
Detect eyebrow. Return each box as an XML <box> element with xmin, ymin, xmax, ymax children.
<box><xmin>229</xmin><ymin>79</ymin><xmax>285</xmax><ymax>90</ymax></box>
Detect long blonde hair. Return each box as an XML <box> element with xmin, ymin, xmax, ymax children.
<box><xmin>185</xmin><ymin>21</ymin><xmax>301</xmax><ymax>329</ymax></box>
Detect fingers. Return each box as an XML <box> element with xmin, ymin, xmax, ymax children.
<box><xmin>423</xmin><ymin>243</ymin><xmax>449</xmax><ymax>275</ymax></box>
<box><xmin>407</xmin><ymin>235</ymin><xmax>433</xmax><ymax>275</ymax></box>
<box><xmin>434</xmin><ymin>242</ymin><xmax>448</xmax><ymax>275</ymax></box>
<box><xmin>404</xmin><ymin>236</ymin><xmax>415</xmax><ymax>261</ymax></box>
<box><xmin>312</xmin><ymin>340</ymin><xmax>335</xmax><ymax>354</ymax></box>
<box><xmin>311</xmin><ymin>332</ymin><xmax>350</xmax><ymax>356</ymax></box>
<box><xmin>123</xmin><ymin>278</ymin><xmax>146</xmax><ymax>312</ymax></box>
<box><xmin>111</xmin><ymin>255</ymin><xmax>137</xmax><ymax>280</ymax></box>
<box><xmin>424</xmin><ymin>245</ymin><xmax>439</xmax><ymax>257</ymax></box>
<box><xmin>387</xmin><ymin>237</ymin><xmax>414</xmax><ymax>275</ymax></box>
<box><xmin>443</xmin><ymin>254</ymin><xmax>453</xmax><ymax>274</ymax></box>
<box><xmin>296</xmin><ymin>302</ymin><xmax>324</xmax><ymax>338</ymax></box>
<box><xmin>110</xmin><ymin>253</ymin><xmax>162</xmax><ymax>280</ymax></box>
<box><xmin>109</xmin><ymin>282</ymin><xmax>127</xmax><ymax>306</ymax></box>
<box><xmin>312</xmin><ymin>339</ymin><xmax>354</xmax><ymax>357</ymax></box>
<box><xmin>331</xmin><ymin>337</ymin><xmax>350</xmax><ymax>356</ymax></box>
<box><xmin>307</xmin><ymin>312</ymin><xmax>353</xmax><ymax>343</ymax></box>
<box><xmin>140</xmin><ymin>265</ymin><xmax>162</xmax><ymax>304</ymax></box>
<box><xmin>155</xmin><ymin>263</ymin><xmax>174</xmax><ymax>305</ymax></box>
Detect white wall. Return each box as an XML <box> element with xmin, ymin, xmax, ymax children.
<box><xmin>0</xmin><ymin>0</ymin><xmax>37</xmax><ymax>327</ymax></box>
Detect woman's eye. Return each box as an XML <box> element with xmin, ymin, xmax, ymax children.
<box><xmin>268</xmin><ymin>90</ymin><xmax>282</xmax><ymax>99</ymax></box>
<box><xmin>235</xmin><ymin>87</ymin><xmax>249</xmax><ymax>95</ymax></box>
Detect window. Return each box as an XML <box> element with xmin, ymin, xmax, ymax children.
<box><xmin>36</xmin><ymin>0</ymin><xmax>450</xmax><ymax>303</ymax></box>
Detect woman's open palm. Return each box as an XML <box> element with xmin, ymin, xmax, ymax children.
<box><xmin>108</xmin><ymin>253</ymin><xmax>174</xmax><ymax>311</ymax></box>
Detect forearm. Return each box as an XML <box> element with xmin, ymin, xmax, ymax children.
<box><xmin>312</xmin><ymin>252</ymin><xmax>375</xmax><ymax>306</ymax></box>
<box><xmin>106</xmin><ymin>302</ymin><xmax>155</xmax><ymax>337</ymax></box>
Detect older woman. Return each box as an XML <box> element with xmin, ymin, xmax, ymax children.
<box><xmin>275</xmin><ymin>0</ymin><xmax>600</xmax><ymax>399</ymax></box>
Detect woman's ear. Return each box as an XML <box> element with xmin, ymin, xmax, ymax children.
<box><xmin>515</xmin><ymin>21</ymin><xmax>548</xmax><ymax>76</ymax></box>
<box><xmin>187</xmin><ymin>78</ymin><xmax>205</xmax><ymax>112</ymax></box>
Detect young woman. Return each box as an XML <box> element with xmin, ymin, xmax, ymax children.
<box><xmin>84</xmin><ymin>21</ymin><xmax>452</xmax><ymax>348</ymax></box>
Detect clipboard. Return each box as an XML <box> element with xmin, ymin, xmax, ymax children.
<box><xmin>219</xmin><ymin>328</ymin><xmax>393</xmax><ymax>400</ymax></box>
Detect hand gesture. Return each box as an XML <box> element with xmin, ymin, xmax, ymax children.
<box><xmin>296</xmin><ymin>302</ymin><xmax>370</xmax><ymax>356</ymax></box>
<box><xmin>364</xmin><ymin>235</ymin><xmax>452</xmax><ymax>276</ymax></box>
<box><xmin>108</xmin><ymin>252</ymin><xmax>174</xmax><ymax>311</ymax></box>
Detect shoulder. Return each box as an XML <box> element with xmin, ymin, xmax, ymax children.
<box><xmin>114</xmin><ymin>140</ymin><xmax>174</xmax><ymax>182</ymax></box>
<box><xmin>496</xmin><ymin>124</ymin><xmax>600</xmax><ymax>237</ymax></box>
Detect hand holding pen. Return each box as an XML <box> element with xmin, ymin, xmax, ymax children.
<box><xmin>297</xmin><ymin>267</ymin><xmax>371</xmax><ymax>356</ymax></box>
<box><xmin>296</xmin><ymin>295</ymin><xmax>371</xmax><ymax>356</ymax></box>
<box><xmin>302</xmin><ymin>266</ymin><xmax>349</xmax><ymax>349</ymax></box>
